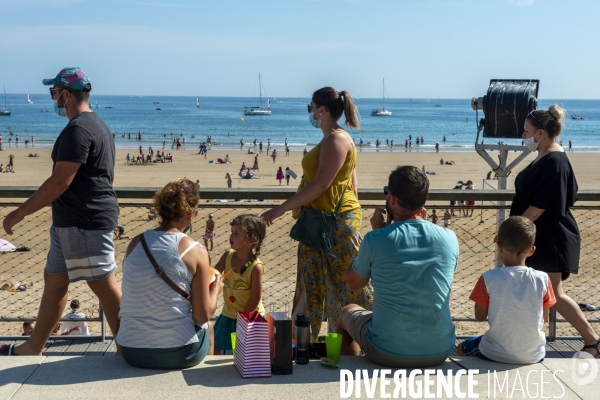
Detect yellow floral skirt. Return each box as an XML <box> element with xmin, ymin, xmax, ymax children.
<box><xmin>293</xmin><ymin>208</ymin><xmax>373</xmax><ymax>342</ymax></box>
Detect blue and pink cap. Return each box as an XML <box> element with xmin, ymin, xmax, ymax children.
<box><xmin>42</xmin><ymin>67</ymin><xmax>92</xmax><ymax>92</ymax></box>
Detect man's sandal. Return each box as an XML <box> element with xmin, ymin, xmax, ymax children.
<box><xmin>0</xmin><ymin>344</ymin><xmax>15</xmax><ymax>356</ymax></box>
<box><xmin>580</xmin><ymin>338</ymin><xmax>600</xmax><ymax>358</ymax></box>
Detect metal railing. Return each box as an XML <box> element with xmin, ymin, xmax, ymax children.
<box><xmin>1</xmin><ymin>187</ymin><xmax>599</xmax><ymax>342</ymax></box>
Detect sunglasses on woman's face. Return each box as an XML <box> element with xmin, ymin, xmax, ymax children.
<box><xmin>528</xmin><ymin>110</ymin><xmax>546</xmax><ymax>128</ymax></box>
<box><xmin>307</xmin><ymin>103</ymin><xmax>322</xmax><ymax>114</ymax></box>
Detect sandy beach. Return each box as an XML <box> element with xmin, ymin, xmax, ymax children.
<box><xmin>2</xmin><ymin>147</ymin><xmax>599</xmax><ymax>190</ymax></box>
<box><xmin>1</xmin><ymin>146</ymin><xmax>599</xmax><ymax>338</ymax></box>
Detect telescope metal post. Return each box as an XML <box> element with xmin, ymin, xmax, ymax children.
<box><xmin>475</xmin><ymin>143</ymin><xmax>531</xmax><ymax>267</ymax></box>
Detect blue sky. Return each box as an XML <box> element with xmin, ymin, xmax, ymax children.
<box><xmin>1</xmin><ymin>0</ymin><xmax>598</xmax><ymax>98</ymax></box>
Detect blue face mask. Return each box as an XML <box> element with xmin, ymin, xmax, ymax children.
<box><xmin>309</xmin><ymin>112</ymin><xmax>321</xmax><ymax>129</ymax></box>
<box><xmin>53</xmin><ymin>91</ymin><xmax>68</xmax><ymax>117</ymax></box>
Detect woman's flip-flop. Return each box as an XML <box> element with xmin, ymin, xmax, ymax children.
<box><xmin>0</xmin><ymin>344</ymin><xmax>15</xmax><ymax>356</ymax></box>
<box><xmin>580</xmin><ymin>338</ymin><xmax>600</xmax><ymax>358</ymax></box>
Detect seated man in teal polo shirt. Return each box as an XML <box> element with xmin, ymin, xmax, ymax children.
<box><xmin>337</xmin><ymin>165</ymin><xmax>459</xmax><ymax>368</ymax></box>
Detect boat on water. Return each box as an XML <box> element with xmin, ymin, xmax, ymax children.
<box><xmin>1</xmin><ymin>86</ymin><xmax>10</xmax><ymax>116</ymax></box>
<box><xmin>105</xmin><ymin>105</ymin><xmax>113</xmax><ymax>109</ymax></box>
<box><xmin>571</xmin><ymin>114</ymin><xmax>585</xmax><ymax>120</ymax></box>
<box><xmin>435</xmin><ymin>104</ymin><xmax>442</xmax><ymax>107</ymax></box>
<box><xmin>196</xmin><ymin>97</ymin><xmax>201</xmax><ymax>108</ymax></box>
<box><xmin>153</xmin><ymin>101</ymin><xmax>160</xmax><ymax>104</ymax></box>
<box><xmin>95</xmin><ymin>100</ymin><xmax>99</xmax><ymax>108</ymax></box>
<box><xmin>156</xmin><ymin>107</ymin><xmax>161</xmax><ymax>111</ymax></box>
<box><xmin>244</xmin><ymin>73</ymin><xmax>271</xmax><ymax>116</ymax></box>
<box><xmin>27</xmin><ymin>94</ymin><xmax>33</xmax><ymax>104</ymax></box>
<box><xmin>371</xmin><ymin>78</ymin><xmax>392</xmax><ymax>116</ymax></box>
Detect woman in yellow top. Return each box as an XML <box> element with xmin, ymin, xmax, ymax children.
<box><xmin>262</xmin><ymin>87</ymin><xmax>373</xmax><ymax>341</ymax></box>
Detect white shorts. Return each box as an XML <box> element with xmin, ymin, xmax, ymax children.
<box><xmin>203</xmin><ymin>230</ymin><xmax>215</xmax><ymax>241</ymax></box>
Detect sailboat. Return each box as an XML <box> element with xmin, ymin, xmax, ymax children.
<box><xmin>196</xmin><ymin>97</ymin><xmax>201</xmax><ymax>108</ymax></box>
<box><xmin>243</xmin><ymin>73</ymin><xmax>271</xmax><ymax>116</ymax></box>
<box><xmin>0</xmin><ymin>86</ymin><xmax>10</xmax><ymax>116</ymax></box>
<box><xmin>27</xmin><ymin>94</ymin><xmax>33</xmax><ymax>104</ymax></box>
<box><xmin>371</xmin><ymin>79</ymin><xmax>392</xmax><ymax>116</ymax></box>
<box><xmin>95</xmin><ymin>100</ymin><xmax>99</xmax><ymax>109</ymax></box>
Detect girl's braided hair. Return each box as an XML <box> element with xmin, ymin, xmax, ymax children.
<box><xmin>230</xmin><ymin>214</ymin><xmax>267</xmax><ymax>274</ymax></box>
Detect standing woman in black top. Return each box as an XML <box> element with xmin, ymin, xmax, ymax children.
<box><xmin>510</xmin><ymin>105</ymin><xmax>599</xmax><ymax>357</ymax></box>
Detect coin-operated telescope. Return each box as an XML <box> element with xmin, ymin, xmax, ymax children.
<box><xmin>471</xmin><ymin>79</ymin><xmax>539</xmax><ymax>192</ymax></box>
<box><xmin>471</xmin><ymin>79</ymin><xmax>539</xmax><ymax>266</ymax></box>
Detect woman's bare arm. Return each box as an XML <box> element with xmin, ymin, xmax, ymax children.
<box><xmin>262</xmin><ymin>132</ymin><xmax>353</xmax><ymax>224</ymax></box>
<box><xmin>185</xmin><ymin>244</ymin><xmax>223</xmax><ymax>325</ymax></box>
<box><xmin>522</xmin><ymin>206</ymin><xmax>545</xmax><ymax>222</ymax></box>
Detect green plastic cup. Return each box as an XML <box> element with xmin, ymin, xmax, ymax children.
<box><xmin>325</xmin><ymin>333</ymin><xmax>342</xmax><ymax>363</ymax></box>
<box><xmin>231</xmin><ymin>332</ymin><xmax>237</xmax><ymax>356</ymax></box>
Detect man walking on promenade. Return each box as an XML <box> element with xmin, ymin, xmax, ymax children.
<box><xmin>1</xmin><ymin>67</ymin><xmax>121</xmax><ymax>356</ymax></box>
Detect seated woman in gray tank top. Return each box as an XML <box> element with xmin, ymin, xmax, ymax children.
<box><xmin>117</xmin><ymin>178</ymin><xmax>224</xmax><ymax>369</ymax></box>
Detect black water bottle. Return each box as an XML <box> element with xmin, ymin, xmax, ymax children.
<box><xmin>295</xmin><ymin>313</ymin><xmax>310</xmax><ymax>365</ymax></box>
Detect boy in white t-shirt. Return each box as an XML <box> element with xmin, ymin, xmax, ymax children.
<box><xmin>456</xmin><ymin>216</ymin><xmax>556</xmax><ymax>364</ymax></box>
<box><xmin>61</xmin><ymin>299</ymin><xmax>90</xmax><ymax>336</ymax></box>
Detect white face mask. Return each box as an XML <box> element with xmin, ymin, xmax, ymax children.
<box><xmin>53</xmin><ymin>90</ymin><xmax>68</xmax><ymax>117</ymax></box>
<box><xmin>309</xmin><ymin>111</ymin><xmax>321</xmax><ymax>129</ymax></box>
<box><xmin>523</xmin><ymin>136</ymin><xmax>539</xmax><ymax>152</ymax></box>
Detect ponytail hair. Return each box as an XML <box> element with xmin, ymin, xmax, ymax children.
<box><xmin>312</xmin><ymin>87</ymin><xmax>360</xmax><ymax>129</ymax></box>
<box><xmin>526</xmin><ymin>104</ymin><xmax>566</xmax><ymax>139</ymax></box>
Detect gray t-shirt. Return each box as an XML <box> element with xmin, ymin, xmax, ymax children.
<box><xmin>473</xmin><ymin>266</ymin><xmax>554</xmax><ymax>364</ymax></box>
<box><xmin>50</xmin><ymin>112</ymin><xmax>119</xmax><ymax>230</ymax></box>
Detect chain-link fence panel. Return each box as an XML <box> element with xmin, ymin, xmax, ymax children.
<box><xmin>1</xmin><ymin>200</ymin><xmax>599</xmax><ymax>339</ymax></box>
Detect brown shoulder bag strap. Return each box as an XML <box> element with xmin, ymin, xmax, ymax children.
<box><xmin>140</xmin><ymin>234</ymin><xmax>191</xmax><ymax>301</ymax></box>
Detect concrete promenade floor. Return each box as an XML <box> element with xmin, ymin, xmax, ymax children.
<box><xmin>2</xmin><ymin>339</ymin><xmax>599</xmax><ymax>399</ymax></box>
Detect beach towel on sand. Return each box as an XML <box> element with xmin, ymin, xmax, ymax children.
<box><xmin>0</xmin><ymin>239</ymin><xmax>16</xmax><ymax>252</ymax></box>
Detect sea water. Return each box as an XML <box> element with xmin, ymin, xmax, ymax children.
<box><xmin>2</xmin><ymin>94</ymin><xmax>599</xmax><ymax>152</ymax></box>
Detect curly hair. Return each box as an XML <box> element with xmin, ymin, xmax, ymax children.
<box><xmin>153</xmin><ymin>178</ymin><xmax>200</xmax><ymax>224</ymax></box>
<box><xmin>230</xmin><ymin>214</ymin><xmax>267</xmax><ymax>274</ymax></box>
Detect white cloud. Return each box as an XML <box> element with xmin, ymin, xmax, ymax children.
<box><xmin>507</xmin><ymin>0</ymin><xmax>536</xmax><ymax>7</ymax></box>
